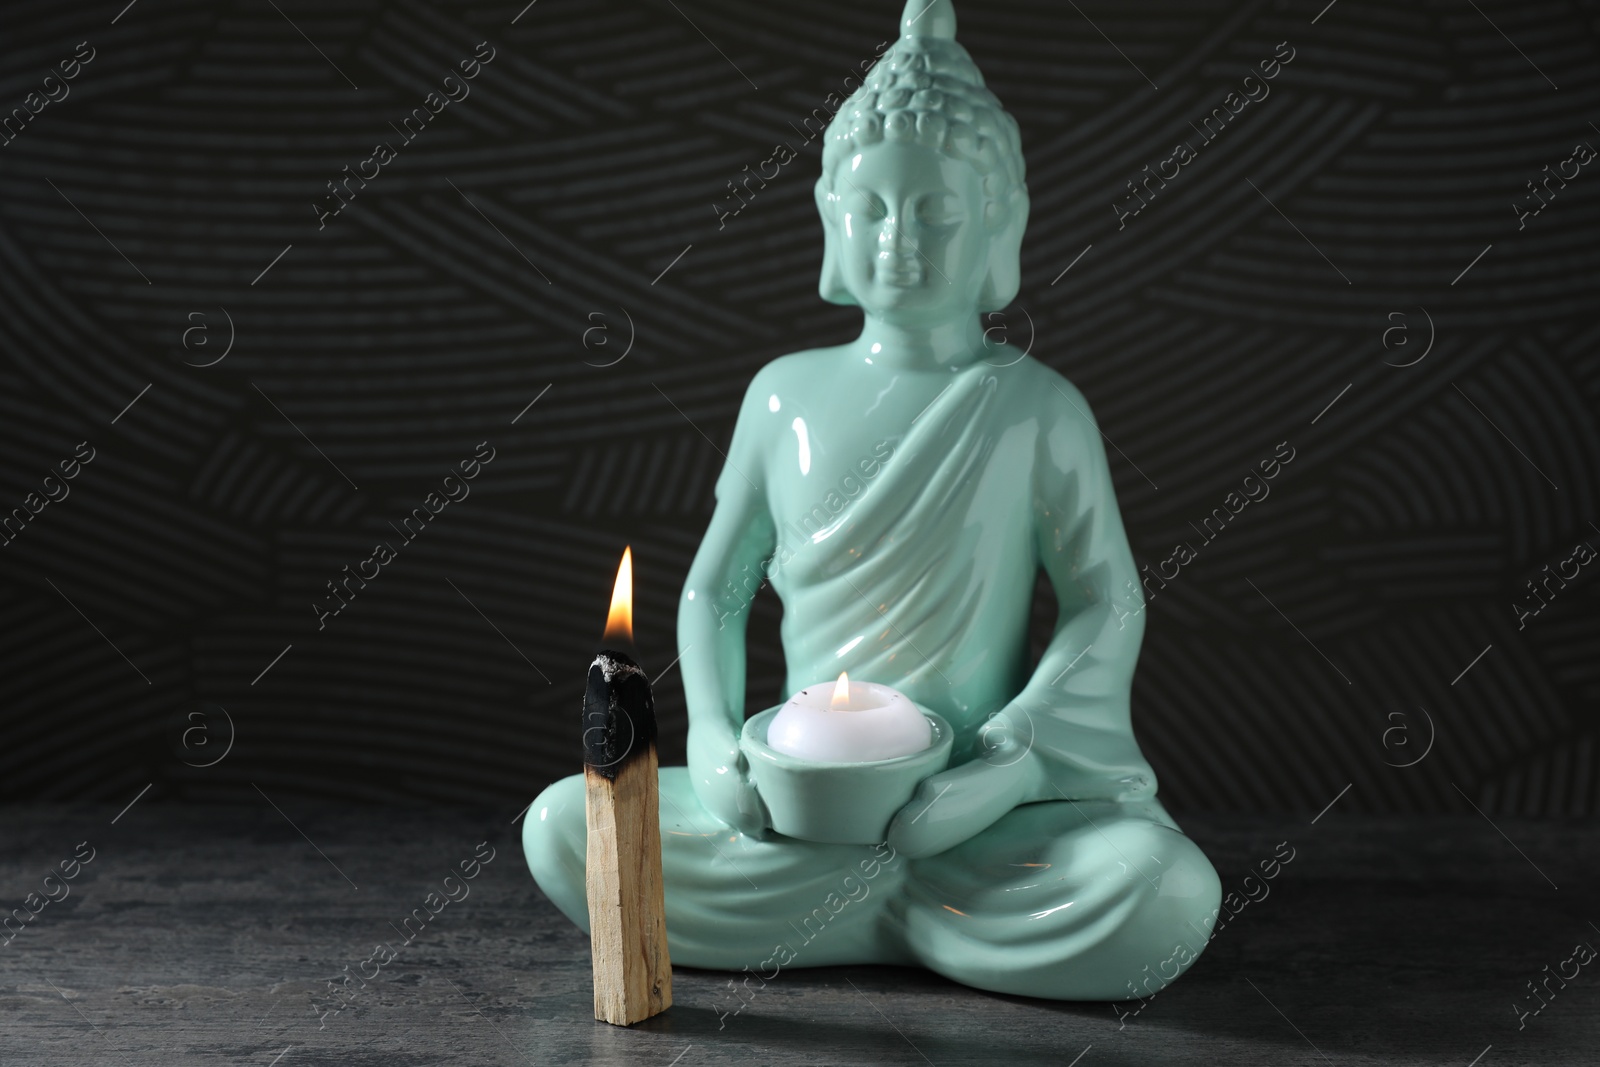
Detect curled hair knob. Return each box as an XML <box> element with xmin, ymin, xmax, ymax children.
<box><xmin>902</xmin><ymin>0</ymin><xmax>956</xmax><ymax>40</ymax></box>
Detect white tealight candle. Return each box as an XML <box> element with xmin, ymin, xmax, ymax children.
<box><xmin>766</xmin><ymin>672</ymin><xmax>931</xmax><ymax>763</ymax></box>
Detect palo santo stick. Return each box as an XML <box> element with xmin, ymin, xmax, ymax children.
<box><xmin>583</xmin><ymin>649</ymin><xmax>672</xmax><ymax>1025</ymax></box>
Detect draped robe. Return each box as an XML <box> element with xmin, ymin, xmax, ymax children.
<box><xmin>524</xmin><ymin>354</ymin><xmax>1221</xmax><ymax>1001</ymax></box>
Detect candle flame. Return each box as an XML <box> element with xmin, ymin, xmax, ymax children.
<box><xmin>602</xmin><ymin>546</ymin><xmax>633</xmax><ymax>646</ymax></box>
<box><xmin>831</xmin><ymin>671</ymin><xmax>850</xmax><ymax>709</ymax></box>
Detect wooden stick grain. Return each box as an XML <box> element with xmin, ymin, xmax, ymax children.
<box><xmin>585</xmin><ymin>742</ymin><xmax>671</xmax><ymax>1024</ymax></box>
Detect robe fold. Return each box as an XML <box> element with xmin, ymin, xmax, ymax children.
<box><xmin>750</xmin><ymin>357</ymin><xmax>1157</xmax><ymax>803</ymax></box>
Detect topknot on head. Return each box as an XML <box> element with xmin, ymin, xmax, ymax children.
<box><xmin>901</xmin><ymin>0</ymin><xmax>957</xmax><ymax>40</ymax></box>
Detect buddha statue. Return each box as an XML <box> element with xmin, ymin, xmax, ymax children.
<box><xmin>524</xmin><ymin>0</ymin><xmax>1222</xmax><ymax>1003</ymax></box>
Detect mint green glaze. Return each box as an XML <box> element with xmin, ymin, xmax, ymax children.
<box><xmin>741</xmin><ymin>706</ymin><xmax>953</xmax><ymax>844</ymax></box>
<box><xmin>524</xmin><ymin>0</ymin><xmax>1222</xmax><ymax>1001</ymax></box>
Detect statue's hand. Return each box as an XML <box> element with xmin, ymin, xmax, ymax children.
<box><xmin>887</xmin><ymin>747</ymin><xmax>1039</xmax><ymax>859</ymax></box>
<box><xmin>687</xmin><ymin>720</ymin><xmax>768</xmax><ymax>837</ymax></box>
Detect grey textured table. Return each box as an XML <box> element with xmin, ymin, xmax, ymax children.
<box><xmin>2</xmin><ymin>805</ymin><xmax>1595</xmax><ymax>1066</ymax></box>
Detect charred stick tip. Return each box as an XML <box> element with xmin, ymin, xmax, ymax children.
<box><xmin>582</xmin><ymin>649</ymin><xmax>656</xmax><ymax>778</ymax></box>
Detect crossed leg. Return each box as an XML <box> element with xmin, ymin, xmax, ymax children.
<box><xmin>523</xmin><ymin>769</ymin><xmax>1220</xmax><ymax>1001</ymax></box>
<box><xmin>898</xmin><ymin>797</ymin><xmax>1222</xmax><ymax>1000</ymax></box>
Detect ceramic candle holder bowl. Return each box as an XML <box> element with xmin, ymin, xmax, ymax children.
<box><xmin>739</xmin><ymin>705</ymin><xmax>953</xmax><ymax>845</ymax></box>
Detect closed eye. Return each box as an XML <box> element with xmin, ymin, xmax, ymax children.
<box><xmin>854</xmin><ymin>193</ymin><xmax>888</xmax><ymax>221</ymax></box>
<box><xmin>917</xmin><ymin>194</ymin><xmax>963</xmax><ymax>225</ymax></box>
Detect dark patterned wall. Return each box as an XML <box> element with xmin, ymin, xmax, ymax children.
<box><xmin>1</xmin><ymin>0</ymin><xmax>1596</xmax><ymax>816</ymax></box>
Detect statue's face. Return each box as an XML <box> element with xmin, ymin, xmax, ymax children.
<box><xmin>830</xmin><ymin>140</ymin><xmax>991</xmax><ymax>323</ymax></box>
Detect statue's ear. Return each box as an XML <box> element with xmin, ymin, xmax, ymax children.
<box><xmin>977</xmin><ymin>186</ymin><xmax>1029</xmax><ymax>312</ymax></box>
<box><xmin>815</xmin><ymin>178</ymin><xmax>859</xmax><ymax>307</ymax></box>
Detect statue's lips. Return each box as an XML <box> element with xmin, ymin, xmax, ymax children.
<box><xmin>876</xmin><ymin>265</ymin><xmax>923</xmax><ymax>286</ymax></box>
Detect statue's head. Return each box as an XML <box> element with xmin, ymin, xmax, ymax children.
<box><xmin>815</xmin><ymin>0</ymin><xmax>1028</xmax><ymax>323</ymax></box>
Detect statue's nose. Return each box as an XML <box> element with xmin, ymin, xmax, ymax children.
<box><xmin>881</xmin><ymin>217</ymin><xmax>914</xmax><ymax>253</ymax></box>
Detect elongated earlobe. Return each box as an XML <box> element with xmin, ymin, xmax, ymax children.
<box><xmin>815</xmin><ymin>178</ymin><xmax>858</xmax><ymax>306</ymax></box>
<box><xmin>977</xmin><ymin>188</ymin><xmax>1028</xmax><ymax>312</ymax></box>
<box><xmin>817</xmin><ymin>231</ymin><xmax>855</xmax><ymax>306</ymax></box>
